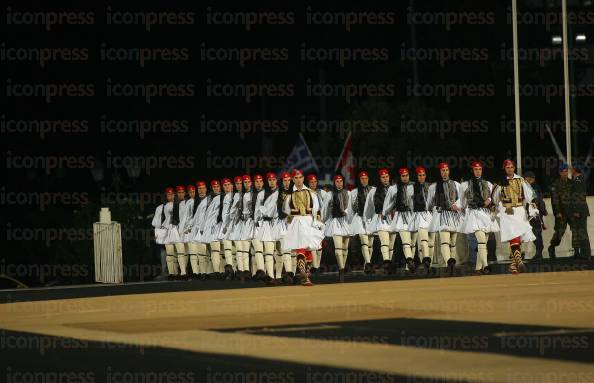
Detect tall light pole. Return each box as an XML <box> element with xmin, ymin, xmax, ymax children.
<box><xmin>561</xmin><ymin>0</ymin><xmax>572</xmax><ymax>176</ymax></box>
<box><xmin>512</xmin><ymin>0</ymin><xmax>522</xmax><ymax>176</ymax></box>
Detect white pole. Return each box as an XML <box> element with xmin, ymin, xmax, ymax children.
<box><xmin>512</xmin><ymin>0</ymin><xmax>522</xmax><ymax>176</ymax></box>
<box><xmin>562</xmin><ymin>0</ymin><xmax>572</xmax><ymax>177</ymax></box>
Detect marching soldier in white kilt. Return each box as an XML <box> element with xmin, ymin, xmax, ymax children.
<box><xmin>152</xmin><ymin>187</ymin><xmax>175</xmax><ymax>278</ymax></box>
<box><xmin>189</xmin><ymin>181</ymin><xmax>210</xmax><ymax>279</ymax></box>
<box><xmin>201</xmin><ymin>180</ymin><xmax>226</xmax><ymax>278</ymax></box>
<box><xmin>281</xmin><ymin>169</ymin><xmax>325</xmax><ymax>286</ymax></box>
<box><xmin>427</xmin><ymin>163</ymin><xmax>463</xmax><ymax>275</ymax></box>
<box><xmin>250</xmin><ymin>174</ymin><xmax>267</xmax><ymax>281</ymax></box>
<box><xmin>228</xmin><ymin>176</ymin><xmax>245</xmax><ymax>280</ymax></box>
<box><xmin>349</xmin><ymin>171</ymin><xmax>375</xmax><ymax>274</ymax></box>
<box><xmin>237</xmin><ymin>175</ymin><xmax>256</xmax><ymax>280</ymax></box>
<box><xmin>366</xmin><ymin>168</ymin><xmax>396</xmax><ymax>273</ymax></box>
<box><xmin>307</xmin><ymin>173</ymin><xmax>330</xmax><ymax>272</ymax></box>
<box><xmin>256</xmin><ymin>172</ymin><xmax>282</xmax><ymax>284</ymax></box>
<box><xmin>180</xmin><ymin>184</ymin><xmax>197</xmax><ymax>279</ymax></box>
<box><xmin>384</xmin><ymin>168</ymin><xmax>417</xmax><ymax>273</ymax></box>
<box><xmin>492</xmin><ymin>159</ymin><xmax>535</xmax><ymax>274</ymax></box>
<box><xmin>277</xmin><ymin>172</ymin><xmax>294</xmax><ymax>283</ymax></box>
<box><xmin>323</xmin><ymin>174</ymin><xmax>353</xmax><ymax>282</ymax></box>
<box><xmin>217</xmin><ymin>178</ymin><xmax>236</xmax><ymax>278</ymax></box>
<box><xmin>410</xmin><ymin>166</ymin><xmax>435</xmax><ymax>273</ymax></box>
<box><xmin>164</xmin><ymin>186</ymin><xmax>187</xmax><ymax>279</ymax></box>
<box><xmin>459</xmin><ymin>161</ymin><xmax>500</xmax><ymax>275</ymax></box>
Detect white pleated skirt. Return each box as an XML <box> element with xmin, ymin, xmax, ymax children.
<box><xmin>497</xmin><ymin>206</ymin><xmax>535</xmax><ymax>242</ymax></box>
<box><xmin>459</xmin><ymin>208</ymin><xmax>500</xmax><ymax>234</ymax></box>
<box><xmin>228</xmin><ymin>219</ymin><xmax>244</xmax><ymax>241</ymax></box>
<box><xmin>389</xmin><ymin>211</ymin><xmax>415</xmax><ymax>232</ymax></box>
<box><xmin>256</xmin><ymin>218</ymin><xmax>284</xmax><ymax>242</ymax></box>
<box><xmin>428</xmin><ymin>209</ymin><xmax>463</xmax><ymax>232</ymax></box>
<box><xmin>324</xmin><ymin>216</ymin><xmax>354</xmax><ymax>237</ymax></box>
<box><xmin>367</xmin><ymin>214</ymin><xmax>393</xmax><ymax>233</ymax></box>
<box><xmin>155</xmin><ymin>228</ymin><xmax>168</xmax><ymax>245</ymax></box>
<box><xmin>350</xmin><ymin>215</ymin><xmax>375</xmax><ymax>235</ymax></box>
<box><xmin>239</xmin><ymin>218</ymin><xmax>255</xmax><ymax>240</ymax></box>
<box><xmin>281</xmin><ymin>216</ymin><xmax>325</xmax><ymax>252</ymax></box>
<box><xmin>202</xmin><ymin>221</ymin><xmax>223</xmax><ymax>243</ymax></box>
<box><xmin>410</xmin><ymin>211</ymin><xmax>432</xmax><ymax>232</ymax></box>
<box><xmin>165</xmin><ymin>225</ymin><xmax>182</xmax><ymax>244</ymax></box>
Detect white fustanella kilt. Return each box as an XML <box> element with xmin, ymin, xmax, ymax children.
<box><xmin>273</xmin><ymin>218</ymin><xmax>288</xmax><ymax>241</ymax></box>
<box><xmin>324</xmin><ymin>216</ymin><xmax>354</xmax><ymax>237</ymax></box>
<box><xmin>227</xmin><ymin>219</ymin><xmax>244</xmax><ymax>241</ymax></box>
<box><xmin>459</xmin><ymin>208</ymin><xmax>500</xmax><ymax>234</ymax></box>
<box><xmin>389</xmin><ymin>211</ymin><xmax>416</xmax><ymax>232</ymax></box>
<box><xmin>281</xmin><ymin>216</ymin><xmax>325</xmax><ymax>252</ymax></box>
<box><xmin>165</xmin><ymin>225</ymin><xmax>182</xmax><ymax>244</ymax></box>
<box><xmin>410</xmin><ymin>211</ymin><xmax>432</xmax><ymax>232</ymax></box>
<box><xmin>201</xmin><ymin>221</ymin><xmax>223</xmax><ymax>243</ymax></box>
<box><xmin>239</xmin><ymin>218</ymin><xmax>256</xmax><ymax>240</ymax></box>
<box><xmin>350</xmin><ymin>215</ymin><xmax>374</xmax><ymax>235</ymax></box>
<box><xmin>428</xmin><ymin>209</ymin><xmax>463</xmax><ymax>233</ymax></box>
<box><xmin>155</xmin><ymin>228</ymin><xmax>168</xmax><ymax>245</ymax></box>
<box><xmin>367</xmin><ymin>214</ymin><xmax>393</xmax><ymax>233</ymax></box>
<box><xmin>256</xmin><ymin>218</ymin><xmax>283</xmax><ymax>242</ymax></box>
<box><xmin>497</xmin><ymin>206</ymin><xmax>535</xmax><ymax>242</ymax></box>
<box><xmin>181</xmin><ymin>226</ymin><xmax>195</xmax><ymax>243</ymax></box>
<box><xmin>192</xmin><ymin>226</ymin><xmax>210</xmax><ymax>244</ymax></box>
<box><xmin>217</xmin><ymin>222</ymin><xmax>232</xmax><ymax>241</ymax></box>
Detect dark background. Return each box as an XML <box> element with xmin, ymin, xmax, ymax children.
<box><xmin>1</xmin><ymin>0</ymin><xmax>593</xmax><ymax>286</ymax></box>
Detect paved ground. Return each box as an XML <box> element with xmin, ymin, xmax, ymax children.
<box><xmin>1</xmin><ymin>270</ymin><xmax>594</xmax><ymax>383</ymax></box>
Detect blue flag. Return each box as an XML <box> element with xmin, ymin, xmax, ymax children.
<box><xmin>283</xmin><ymin>133</ymin><xmax>319</xmax><ymax>175</ymax></box>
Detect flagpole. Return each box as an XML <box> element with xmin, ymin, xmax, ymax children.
<box><xmin>512</xmin><ymin>0</ymin><xmax>522</xmax><ymax>176</ymax></box>
<box><xmin>299</xmin><ymin>133</ymin><xmax>320</xmax><ymax>173</ymax></box>
<box><xmin>562</xmin><ymin>0</ymin><xmax>572</xmax><ymax>177</ymax></box>
<box><xmin>335</xmin><ymin>131</ymin><xmax>352</xmax><ymax>172</ymax></box>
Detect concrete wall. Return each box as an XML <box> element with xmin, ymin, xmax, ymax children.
<box><xmin>433</xmin><ymin>197</ymin><xmax>593</xmax><ymax>265</ymax></box>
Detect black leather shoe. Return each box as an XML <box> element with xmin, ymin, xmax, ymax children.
<box><xmin>548</xmin><ymin>246</ymin><xmax>556</xmax><ymax>259</ymax></box>
<box><xmin>254</xmin><ymin>270</ymin><xmax>266</xmax><ymax>282</ymax></box>
<box><xmin>422</xmin><ymin>257</ymin><xmax>431</xmax><ymax>274</ymax></box>
<box><xmin>447</xmin><ymin>258</ymin><xmax>456</xmax><ymax>276</ymax></box>
<box><xmin>224</xmin><ymin>265</ymin><xmax>234</xmax><ymax>279</ymax></box>
<box><xmin>282</xmin><ymin>272</ymin><xmax>294</xmax><ymax>284</ymax></box>
<box><xmin>364</xmin><ymin>263</ymin><xmax>373</xmax><ymax>274</ymax></box>
<box><xmin>406</xmin><ymin>258</ymin><xmax>416</xmax><ymax>274</ymax></box>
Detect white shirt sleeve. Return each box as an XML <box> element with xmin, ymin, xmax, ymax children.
<box><xmin>253</xmin><ymin>190</ymin><xmax>265</xmax><ymax>222</ymax></box>
<box><xmin>427</xmin><ymin>183</ymin><xmax>436</xmax><ymax>210</ymax></box>
<box><xmin>283</xmin><ymin>193</ymin><xmax>291</xmax><ymax>216</ymax></box>
<box><xmin>151</xmin><ymin>205</ymin><xmax>164</xmax><ymax>228</ymax></box>
<box><xmin>522</xmin><ymin>178</ymin><xmax>535</xmax><ymax>203</ymax></box>
<box><xmin>382</xmin><ymin>185</ymin><xmax>396</xmax><ymax>216</ymax></box>
<box><xmin>364</xmin><ymin>187</ymin><xmax>376</xmax><ymax>219</ymax></box>
<box><xmin>311</xmin><ymin>190</ymin><xmax>320</xmax><ymax>218</ymax></box>
<box><xmin>453</xmin><ymin>181</ymin><xmax>463</xmax><ymax>209</ymax></box>
<box><xmin>458</xmin><ymin>181</ymin><xmax>469</xmax><ymax>209</ymax></box>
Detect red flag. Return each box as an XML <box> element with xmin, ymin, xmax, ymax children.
<box><xmin>335</xmin><ymin>132</ymin><xmax>355</xmax><ymax>189</ymax></box>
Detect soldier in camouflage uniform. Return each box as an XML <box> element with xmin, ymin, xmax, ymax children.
<box><xmin>548</xmin><ymin>164</ymin><xmax>573</xmax><ymax>259</ymax></box>
<box><xmin>524</xmin><ymin>171</ymin><xmax>548</xmax><ymax>260</ymax></box>
<box><xmin>569</xmin><ymin>163</ymin><xmax>590</xmax><ymax>260</ymax></box>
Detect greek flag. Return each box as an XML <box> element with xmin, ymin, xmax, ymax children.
<box><xmin>283</xmin><ymin>133</ymin><xmax>319</xmax><ymax>174</ymax></box>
